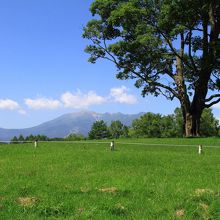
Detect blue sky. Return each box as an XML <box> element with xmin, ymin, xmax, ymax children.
<box><xmin>0</xmin><ymin>0</ymin><xmax>219</xmax><ymax>129</ymax></box>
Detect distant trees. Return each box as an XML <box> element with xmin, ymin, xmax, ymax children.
<box><xmin>18</xmin><ymin>135</ymin><xmax>25</xmax><ymax>143</ymax></box>
<box><xmin>10</xmin><ymin>134</ymin><xmax>50</xmax><ymax>143</ymax></box>
<box><xmin>26</xmin><ymin>134</ymin><xmax>35</xmax><ymax>141</ymax></box>
<box><xmin>195</xmin><ymin>109</ymin><xmax>219</xmax><ymax>137</ymax></box>
<box><xmin>109</xmin><ymin>120</ymin><xmax>129</xmax><ymax>139</ymax></box>
<box><xmin>88</xmin><ymin>120</ymin><xmax>129</xmax><ymax>140</ymax></box>
<box><xmin>10</xmin><ymin>133</ymin><xmax>85</xmax><ymax>143</ymax></box>
<box><xmin>88</xmin><ymin>120</ymin><xmax>110</xmax><ymax>139</ymax></box>
<box><xmin>131</xmin><ymin>108</ymin><xmax>219</xmax><ymax>138</ymax></box>
<box><xmin>10</xmin><ymin>135</ymin><xmax>25</xmax><ymax>144</ymax></box>
<box><xmin>10</xmin><ymin>109</ymin><xmax>220</xmax><ymax>143</ymax></box>
<box><xmin>11</xmin><ymin>136</ymin><xmax>18</xmax><ymax>144</ymax></box>
<box><xmin>65</xmin><ymin>133</ymin><xmax>85</xmax><ymax>141</ymax></box>
<box><xmin>26</xmin><ymin>134</ymin><xmax>49</xmax><ymax>141</ymax></box>
<box><xmin>87</xmin><ymin>109</ymin><xmax>219</xmax><ymax>139</ymax></box>
<box><xmin>132</xmin><ymin>113</ymin><xmax>161</xmax><ymax>137</ymax></box>
<box><xmin>131</xmin><ymin>113</ymin><xmax>178</xmax><ymax>138</ymax></box>
<box><xmin>160</xmin><ymin>115</ymin><xmax>179</xmax><ymax>138</ymax></box>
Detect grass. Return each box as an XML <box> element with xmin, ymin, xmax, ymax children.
<box><xmin>0</xmin><ymin>138</ymin><xmax>220</xmax><ymax>219</ymax></box>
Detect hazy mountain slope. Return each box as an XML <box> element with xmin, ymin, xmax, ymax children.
<box><xmin>0</xmin><ymin>111</ymin><xmax>144</xmax><ymax>140</ymax></box>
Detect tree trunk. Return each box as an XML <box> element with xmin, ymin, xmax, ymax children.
<box><xmin>184</xmin><ymin>111</ymin><xmax>201</xmax><ymax>137</ymax></box>
<box><xmin>182</xmin><ymin>105</ymin><xmax>203</xmax><ymax>137</ymax></box>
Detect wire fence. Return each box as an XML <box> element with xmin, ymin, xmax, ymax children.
<box><xmin>1</xmin><ymin>140</ymin><xmax>220</xmax><ymax>148</ymax></box>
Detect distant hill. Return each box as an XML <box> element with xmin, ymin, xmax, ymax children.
<box><xmin>0</xmin><ymin>111</ymin><xmax>144</xmax><ymax>140</ymax></box>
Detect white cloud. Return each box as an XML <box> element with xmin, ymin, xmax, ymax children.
<box><xmin>3</xmin><ymin>86</ymin><xmax>137</xmax><ymax>113</ymax></box>
<box><xmin>61</xmin><ymin>91</ymin><xmax>106</xmax><ymax>109</ymax></box>
<box><xmin>0</xmin><ymin>99</ymin><xmax>26</xmax><ymax>114</ymax></box>
<box><xmin>0</xmin><ymin>99</ymin><xmax>20</xmax><ymax>110</ymax></box>
<box><xmin>25</xmin><ymin>98</ymin><xmax>62</xmax><ymax>110</ymax></box>
<box><xmin>110</xmin><ymin>86</ymin><xmax>137</xmax><ymax>104</ymax></box>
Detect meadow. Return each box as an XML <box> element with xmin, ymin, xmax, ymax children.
<box><xmin>0</xmin><ymin>138</ymin><xmax>220</xmax><ymax>219</ymax></box>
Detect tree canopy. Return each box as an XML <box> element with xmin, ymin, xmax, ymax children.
<box><xmin>109</xmin><ymin>120</ymin><xmax>129</xmax><ymax>138</ymax></box>
<box><xmin>83</xmin><ymin>0</ymin><xmax>220</xmax><ymax>137</ymax></box>
<box><xmin>88</xmin><ymin>120</ymin><xmax>110</xmax><ymax>139</ymax></box>
<box><xmin>131</xmin><ymin>108</ymin><xmax>219</xmax><ymax>138</ymax></box>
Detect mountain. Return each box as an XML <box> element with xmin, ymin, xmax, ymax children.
<box><xmin>0</xmin><ymin>111</ymin><xmax>144</xmax><ymax>141</ymax></box>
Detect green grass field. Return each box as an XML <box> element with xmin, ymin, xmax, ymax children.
<box><xmin>0</xmin><ymin>138</ymin><xmax>220</xmax><ymax>219</ymax></box>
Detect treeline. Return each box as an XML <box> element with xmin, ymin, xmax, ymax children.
<box><xmin>11</xmin><ymin>134</ymin><xmax>50</xmax><ymax>143</ymax></box>
<box><xmin>10</xmin><ymin>134</ymin><xmax>87</xmax><ymax>143</ymax></box>
<box><xmin>10</xmin><ymin>108</ymin><xmax>219</xmax><ymax>142</ymax></box>
<box><xmin>130</xmin><ymin>108</ymin><xmax>219</xmax><ymax>138</ymax></box>
<box><xmin>87</xmin><ymin>108</ymin><xmax>219</xmax><ymax>139</ymax></box>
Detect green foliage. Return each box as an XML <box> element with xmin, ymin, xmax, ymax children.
<box><xmin>10</xmin><ymin>136</ymin><xmax>18</xmax><ymax>144</ymax></box>
<box><xmin>109</xmin><ymin>120</ymin><xmax>129</xmax><ymax>138</ymax></box>
<box><xmin>84</xmin><ymin>0</ymin><xmax>216</xmax><ymax>97</ymax></box>
<box><xmin>35</xmin><ymin>135</ymin><xmax>49</xmax><ymax>141</ymax></box>
<box><xmin>173</xmin><ymin>108</ymin><xmax>219</xmax><ymax>137</ymax></box>
<box><xmin>88</xmin><ymin>120</ymin><xmax>110</xmax><ymax>139</ymax></box>
<box><xmin>65</xmin><ymin>133</ymin><xmax>85</xmax><ymax>141</ymax></box>
<box><xmin>131</xmin><ymin>108</ymin><xmax>219</xmax><ymax>138</ymax></box>
<box><xmin>173</xmin><ymin>107</ymin><xmax>184</xmax><ymax>136</ymax></box>
<box><xmin>132</xmin><ymin>112</ymin><xmax>180</xmax><ymax>138</ymax></box>
<box><xmin>11</xmin><ymin>134</ymin><xmax>50</xmax><ymax>143</ymax></box>
<box><xmin>18</xmin><ymin>135</ymin><xmax>25</xmax><ymax>143</ymax></box>
<box><xmin>160</xmin><ymin>115</ymin><xmax>179</xmax><ymax>137</ymax></box>
<box><xmin>199</xmin><ymin>109</ymin><xmax>219</xmax><ymax>136</ymax></box>
<box><xmin>84</xmin><ymin>0</ymin><xmax>220</xmax><ymax>136</ymax></box>
<box><xmin>132</xmin><ymin>113</ymin><xmax>163</xmax><ymax>137</ymax></box>
<box><xmin>25</xmin><ymin>134</ymin><xmax>35</xmax><ymax>141</ymax></box>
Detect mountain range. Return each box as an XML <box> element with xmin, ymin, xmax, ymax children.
<box><xmin>0</xmin><ymin>111</ymin><xmax>144</xmax><ymax>141</ymax></box>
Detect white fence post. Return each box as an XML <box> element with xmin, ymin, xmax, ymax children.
<box><xmin>198</xmin><ymin>145</ymin><xmax>203</xmax><ymax>154</ymax></box>
<box><xmin>110</xmin><ymin>141</ymin><xmax>115</xmax><ymax>151</ymax></box>
<box><xmin>34</xmin><ymin>140</ymin><xmax>38</xmax><ymax>148</ymax></box>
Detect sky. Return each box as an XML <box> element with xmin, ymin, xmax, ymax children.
<box><xmin>0</xmin><ymin>0</ymin><xmax>219</xmax><ymax>129</ymax></box>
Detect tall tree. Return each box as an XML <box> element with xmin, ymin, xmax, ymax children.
<box><xmin>10</xmin><ymin>136</ymin><xmax>18</xmax><ymax>144</ymax></box>
<box><xmin>83</xmin><ymin>0</ymin><xmax>220</xmax><ymax>137</ymax></box>
<box><xmin>173</xmin><ymin>107</ymin><xmax>219</xmax><ymax>137</ymax></box>
<box><xmin>88</xmin><ymin>120</ymin><xmax>110</xmax><ymax>139</ymax></box>
<box><xmin>132</xmin><ymin>112</ymin><xmax>163</xmax><ymax>137</ymax></box>
<box><xmin>109</xmin><ymin>120</ymin><xmax>128</xmax><ymax>138</ymax></box>
<box><xmin>200</xmin><ymin>108</ymin><xmax>219</xmax><ymax>136</ymax></box>
<box><xmin>18</xmin><ymin>135</ymin><xmax>25</xmax><ymax>143</ymax></box>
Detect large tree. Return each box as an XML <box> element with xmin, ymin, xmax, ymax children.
<box><xmin>172</xmin><ymin>108</ymin><xmax>219</xmax><ymax>137</ymax></box>
<box><xmin>132</xmin><ymin>112</ymin><xmax>163</xmax><ymax>137</ymax></box>
<box><xmin>83</xmin><ymin>0</ymin><xmax>220</xmax><ymax>137</ymax></box>
<box><xmin>131</xmin><ymin>109</ymin><xmax>219</xmax><ymax>137</ymax></box>
<box><xmin>88</xmin><ymin>120</ymin><xmax>110</xmax><ymax>139</ymax></box>
<box><xmin>109</xmin><ymin>120</ymin><xmax>129</xmax><ymax>138</ymax></box>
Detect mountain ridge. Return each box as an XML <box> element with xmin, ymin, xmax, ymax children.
<box><xmin>0</xmin><ymin>111</ymin><xmax>144</xmax><ymax>140</ymax></box>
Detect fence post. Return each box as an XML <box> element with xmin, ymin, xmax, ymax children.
<box><xmin>198</xmin><ymin>145</ymin><xmax>203</xmax><ymax>154</ymax></box>
<box><xmin>110</xmin><ymin>141</ymin><xmax>115</xmax><ymax>151</ymax></box>
<box><xmin>34</xmin><ymin>140</ymin><xmax>38</xmax><ymax>148</ymax></box>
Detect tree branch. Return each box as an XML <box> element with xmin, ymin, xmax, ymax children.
<box><xmin>132</xmin><ymin>71</ymin><xmax>179</xmax><ymax>99</ymax></box>
<box><xmin>205</xmin><ymin>94</ymin><xmax>220</xmax><ymax>102</ymax></box>
<box><xmin>158</xmin><ymin>31</ymin><xmax>195</xmax><ymax>71</ymax></box>
<box><xmin>205</xmin><ymin>97</ymin><xmax>220</xmax><ymax>108</ymax></box>
<box><xmin>157</xmin><ymin>87</ymin><xmax>175</xmax><ymax>100</ymax></box>
<box><xmin>188</xmin><ymin>29</ymin><xmax>198</xmax><ymax>72</ymax></box>
<box><xmin>91</xmin><ymin>37</ymin><xmax>180</xmax><ymax>100</ymax></box>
